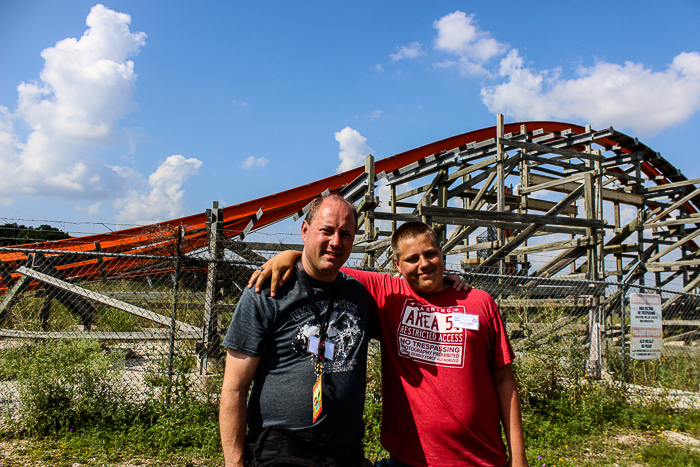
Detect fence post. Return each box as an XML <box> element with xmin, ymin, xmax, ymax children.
<box><xmin>496</xmin><ymin>113</ymin><xmax>505</xmax><ymax>276</ymax></box>
<box><xmin>200</xmin><ymin>202</ymin><xmax>223</xmax><ymax>375</ymax></box>
<box><xmin>167</xmin><ymin>226</ymin><xmax>183</xmax><ymax>404</ymax></box>
<box><xmin>586</xmin><ymin>294</ymin><xmax>602</xmax><ymax>379</ymax></box>
<box><xmin>94</xmin><ymin>241</ymin><xmax>106</xmax><ymax>282</ymax></box>
<box><xmin>618</xmin><ymin>261</ymin><xmax>639</xmax><ymax>383</ymax></box>
<box><xmin>620</xmin><ymin>282</ymin><xmax>627</xmax><ymax>381</ymax></box>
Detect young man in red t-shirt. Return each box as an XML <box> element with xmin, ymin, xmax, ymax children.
<box><xmin>250</xmin><ymin>221</ymin><xmax>528</xmax><ymax>467</ymax></box>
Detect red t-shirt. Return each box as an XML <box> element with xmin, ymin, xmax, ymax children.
<box><xmin>343</xmin><ymin>268</ymin><xmax>514</xmax><ymax>467</ymax></box>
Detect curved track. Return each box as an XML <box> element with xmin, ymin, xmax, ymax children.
<box><xmin>1</xmin><ymin>120</ymin><xmax>698</xmax><ymax>290</ymax></box>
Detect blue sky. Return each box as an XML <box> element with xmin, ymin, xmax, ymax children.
<box><xmin>1</xmin><ymin>1</ymin><xmax>699</xmax><ymax>237</ymax></box>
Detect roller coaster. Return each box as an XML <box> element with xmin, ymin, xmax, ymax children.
<box><xmin>1</xmin><ymin>117</ymin><xmax>699</xmax><ymax>294</ymax></box>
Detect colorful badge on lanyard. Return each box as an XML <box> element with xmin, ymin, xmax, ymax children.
<box><xmin>312</xmin><ymin>361</ymin><xmax>323</xmax><ymax>423</ymax></box>
<box><xmin>295</xmin><ymin>259</ymin><xmax>336</xmax><ymax>425</ymax></box>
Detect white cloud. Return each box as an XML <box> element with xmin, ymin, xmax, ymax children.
<box><xmin>232</xmin><ymin>99</ymin><xmax>248</xmax><ymax>107</ymax></box>
<box><xmin>369</xmin><ymin>110</ymin><xmax>382</xmax><ymax>120</ymax></box>
<box><xmin>391</xmin><ymin>42</ymin><xmax>424</xmax><ymax>62</ymax></box>
<box><xmin>426</xmin><ymin>10</ymin><xmax>700</xmax><ymax>135</ymax></box>
<box><xmin>0</xmin><ymin>4</ymin><xmax>146</xmax><ymax>202</ymax></box>
<box><xmin>433</xmin><ymin>11</ymin><xmax>506</xmax><ymax>77</ymax></box>
<box><xmin>482</xmin><ymin>50</ymin><xmax>700</xmax><ymax>136</ymax></box>
<box><xmin>335</xmin><ymin>127</ymin><xmax>374</xmax><ymax>173</ymax></box>
<box><xmin>114</xmin><ymin>155</ymin><xmax>202</xmax><ymax>224</ymax></box>
<box><xmin>240</xmin><ymin>155</ymin><xmax>269</xmax><ymax>169</ymax></box>
<box><xmin>374</xmin><ymin>63</ymin><xmax>384</xmax><ymax>73</ymax></box>
<box><xmin>76</xmin><ymin>202</ymin><xmax>102</xmax><ymax>215</ymax></box>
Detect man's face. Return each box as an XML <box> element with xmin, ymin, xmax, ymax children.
<box><xmin>300</xmin><ymin>198</ymin><xmax>356</xmax><ymax>281</ymax></box>
<box><xmin>394</xmin><ymin>234</ymin><xmax>446</xmax><ymax>295</ymax></box>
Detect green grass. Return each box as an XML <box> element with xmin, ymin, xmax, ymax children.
<box><xmin>2</xmin><ymin>332</ymin><xmax>699</xmax><ymax>466</ymax></box>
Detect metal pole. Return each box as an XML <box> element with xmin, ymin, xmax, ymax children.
<box><xmin>167</xmin><ymin>226</ymin><xmax>183</xmax><ymax>404</ymax></box>
<box><xmin>620</xmin><ymin>282</ymin><xmax>627</xmax><ymax>382</ymax></box>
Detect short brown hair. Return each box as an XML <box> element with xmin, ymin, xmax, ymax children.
<box><xmin>392</xmin><ymin>221</ymin><xmax>440</xmax><ymax>259</ymax></box>
<box><xmin>305</xmin><ymin>194</ymin><xmax>358</xmax><ymax>226</ymax></box>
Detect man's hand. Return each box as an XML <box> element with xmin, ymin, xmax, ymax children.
<box><xmin>248</xmin><ymin>250</ymin><xmax>301</xmax><ymax>297</ymax></box>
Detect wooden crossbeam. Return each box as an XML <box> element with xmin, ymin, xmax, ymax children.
<box><xmin>16</xmin><ymin>266</ymin><xmax>200</xmax><ymax>334</ymax></box>
<box><xmin>646</xmin><ymin>259</ymin><xmax>700</xmax><ymax>271</ymax></box>
<box><xmin>642</xmin><ymin>214</ymin><xmax>700</xmax><ymax>229</ymax></box>
<box><xmin>418</xmin><ymin>204</ymin><xmax>601</xmax><ymax>229</ymax></box>
<box><xmin>647</xmin><ymin>229</ymin><xmax>700</xmax><ymax>263</ymax></box>
<box><xmin>500</xmin><ymin>138</ymin><xmax>605</xmax><ymax>162</ymax></box>
<box><xmin>646</xmin><ymin>187</ymin><xmax>700</xmax><ymax>225</ymax></box>
<box><xmin>520</xmin><ymin>171</ymin><xmax>589</xmax><ymax>195</ymax></box>
<box><xmin>479</xmin><ymin>184</ymin><xmax>586</xmax><ymax>269</ymax></box>
<box><xmin>638</xmin><ymin>177</ymin><xmax>700</xmax><ymax>194</ymax></box>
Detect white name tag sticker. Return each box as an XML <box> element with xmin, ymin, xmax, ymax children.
<box><xmin>308</xmin><ymin>335</ymin><xmax>335</xmax><ymax>360</ymax></box>
<box><xmin>452</xmin><ymin>313</ymin><xmax>479</xmax><ymax>331</ymax></box>
<box><xmin>323</xmin><ymin>341</ymin><xmax>335</xmax><ymax>360</ymax></box>
<box><xmin>308</xmin><ymin>335</ymin><xmax>320</xmax><ymax>354</ymax></box>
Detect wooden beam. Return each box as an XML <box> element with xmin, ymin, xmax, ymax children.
<box><xmin>364</xmin><ymin>237</ymin><xmax>392</xmax><ymax>252</ymax></box>
<box><xmin>646</xmin><ymin>187</ymin><xmax>700</xmax><ymax>225</ymax></box>
<box><xmin>642</xmin><ymin>214</ymin><xmax>700</xmax><ymax>229</ymax></box>
<box><xmin>368</xmin><ymin>211</ymin><xmax>421</xmax><ymax>223</ymax></box>
<box><xmin>444</xmin><ymin>155</ymin><xmax>498</xmax><ymax>183</ymax></box>
<box><xmin>418</xmin><ymin>205</ymin><xmax>603</xmax><ymax>228</ymax></box>
<box><xmin>16</xmin><ymin>266</ymin><xmax>200</xmax><ymax>334</ymax></box>
<box><xmin>510</xmin><ymin>235</ymin><xmax>601</xmax><ymax>255</ymax></box>
<box><xmin>647</xmin><ymin>228</ymin><xmax>700</xmax><ymax>263</ymax></box>
<box><xmin>528</xmin><ymin>173</ymin><xmax>644</xmax><ymax>205</ymax></box>
<box><xmin>638</xmin><ymin>177</ymin><xmax>700</xmax><ymax>194</ymax></box>
<box><xmin>499</xmin><ymin>138</ymin><xmax>605</xmax><ymax>162</ymax></box>
<box><xmin>446</xmin><ymin>167</ymin><xmax>496</xmax><ymax>199</ymax></box>
<box><xmin>479</xmin><ymin>184</ymin><xmax>587</xmax><ymax>269</ymax></box>
<box><xmin>520</xmin><ymin>171</ymin><xmax>589</xmax><ymax>195</ymax></box>
<box><xmin>395</xmin><ymin>183</ymin><xmax>430</xmax><ymax>201</ymax></box>
<box><xmin>645</xmin><ymin>258</ymin><xmax>700</xmax><ymax>271</ymax></box>
<box><xmin>523</xmin><ymin>154</ymin><xmax>587</xmax><ymax>172</ymax></box>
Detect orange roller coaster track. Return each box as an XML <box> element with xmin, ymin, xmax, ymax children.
<box><xmin>1</xmin><ymin>120</ymin><xmax>699</xmax><ymax>291</ymax></box>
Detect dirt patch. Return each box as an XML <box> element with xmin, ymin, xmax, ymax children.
<box><xmin>661</xmin><ymin>430</ymin><xmax>700</xmax><ymax>451</ymax></box>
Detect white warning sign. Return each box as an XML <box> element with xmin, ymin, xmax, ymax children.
<box><xmin>630</xmin><ymin>293</ymin><xmax>662</xmax><ymax>360</ymax></box>
<box><xmin>396</xmin><ymin>299</ymin><xmax>470</xmax><ymax>368</ymax></box>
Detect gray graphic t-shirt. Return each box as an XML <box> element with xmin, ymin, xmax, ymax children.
<box><xmin>222</xmin><ymin>268</ymin><xmax>376</xmax><ymax>454</ymax></box>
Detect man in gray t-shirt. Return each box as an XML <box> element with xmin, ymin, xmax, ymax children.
<box><xmin>219</xmin><ymin>195</ymin><xmax>375</xmax><ymax>467</ymax></box>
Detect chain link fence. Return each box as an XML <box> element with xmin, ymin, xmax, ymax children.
<box><xmin>1</xmin><ymin>244</ymin><xmax>699</xmax><ymax>422</ymax></box>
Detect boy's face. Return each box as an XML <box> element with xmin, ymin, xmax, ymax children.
<box><xmin>394</xmin><ymin>233</ymin><xmax>446</xmax><ymax>295</ymax></box>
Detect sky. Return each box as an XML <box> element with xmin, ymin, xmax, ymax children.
<box><xmin>1</xmin><ymin>1</ymin><xmax>699</xmax><ymax>241</ymax></box>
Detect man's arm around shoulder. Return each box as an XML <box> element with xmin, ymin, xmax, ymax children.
<box><xmin>220</xmin><ymin>348</ymin><xmax>260</xmax><ymax>467</ymax></box>
<box><xmin>493</xmin><ymin>363</ymin><xmax>529</xmax><ymax>467</ymax></box>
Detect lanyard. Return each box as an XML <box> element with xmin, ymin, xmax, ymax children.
<box><xmin>296</xmin><ymin>258</ymin><xmax>338</xmax><ymax>423</ymax></box>
<box><xmin>295</xmin><ymin>259</ymin><xmax>336</xmax><ymax>364</ymax></box>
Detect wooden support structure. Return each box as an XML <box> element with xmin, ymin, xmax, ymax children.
<box><xmin>1</xmin><ymin>116</ymin><xmax>698</xmax><ymax>370</ymax></box>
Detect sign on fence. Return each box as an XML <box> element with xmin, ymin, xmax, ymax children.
<box><xmin>630</xmin><ymin>293</ymin><xmax>662</xmax><ymax>360</ymax></box>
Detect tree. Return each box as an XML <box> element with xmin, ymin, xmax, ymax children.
<box><xmin>0</xmin><ymin>223</ymin><xmax>71</xmax><ymax>246</ymax></box>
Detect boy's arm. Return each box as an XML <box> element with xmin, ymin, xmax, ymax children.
<box><xmin>493</xmin><ymin>363</ymin><xmax>528</xmax><ymax>467</ymax></box>
<box><xmin>249</xmin><ymin>250</ymin><xmax>301</xmax><ymax>296</ymax></box>
<box><xmin>248</xmin><ymin>250</ymin><xmax>470</xmax><ymax>296</ymax></box>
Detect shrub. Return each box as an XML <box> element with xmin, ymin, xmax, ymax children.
<box><xmin>9</xmin><ymin>339</ymin><xmax>129</xmax><ymax>435</ymax></box>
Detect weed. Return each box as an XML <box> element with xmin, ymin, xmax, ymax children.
<box><xmin>5</xmin><ymin>339</ymin><xmax>128</xmax><ymax>435</ymax></box>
